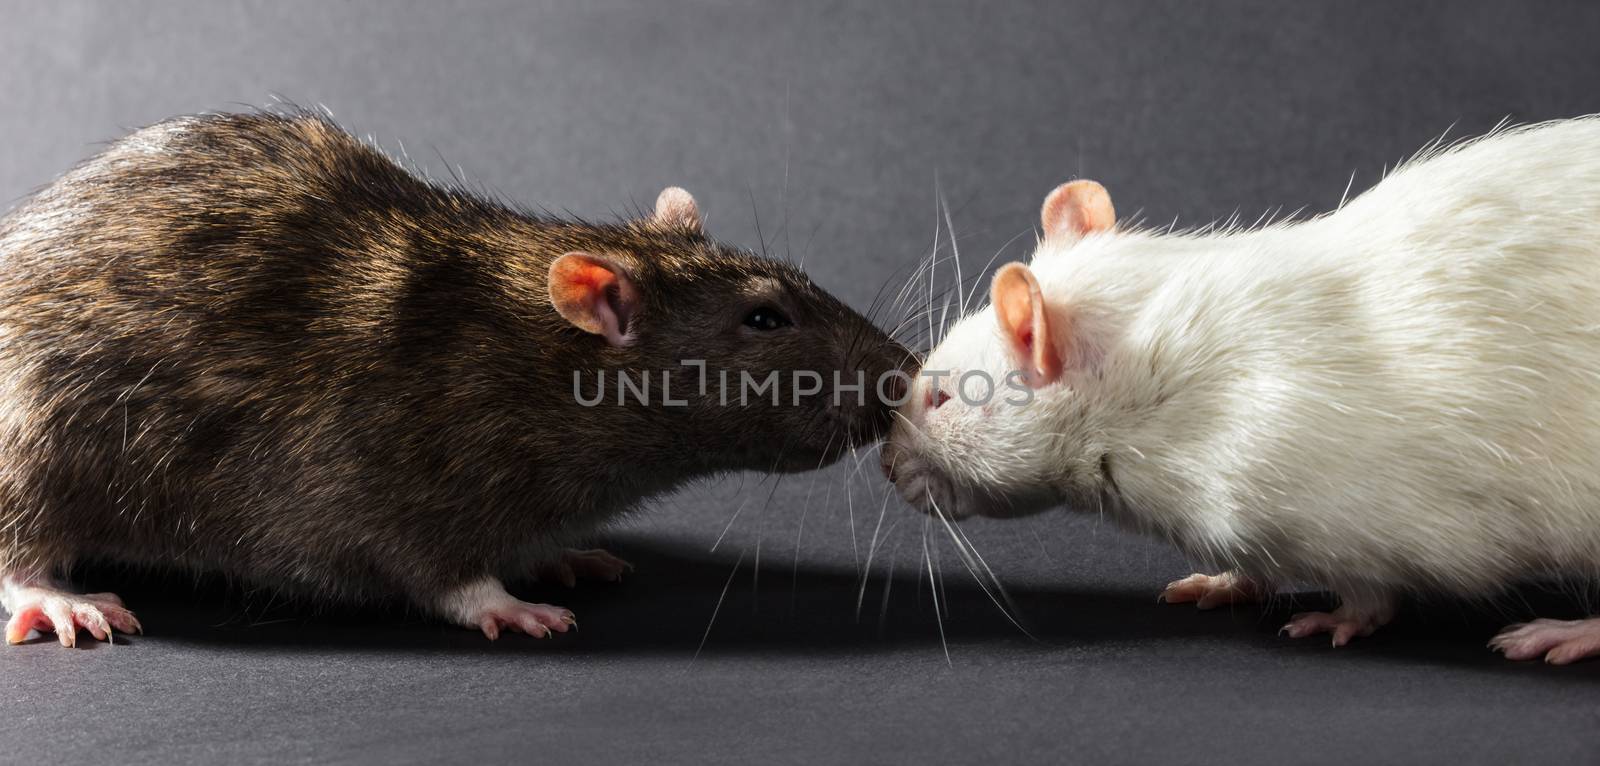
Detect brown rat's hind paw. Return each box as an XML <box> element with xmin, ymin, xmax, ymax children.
<box><xmin>1491</xmin><ymin>618</ymin><xmax>1600</xmax><ymax>664</ymax></box>
<box><xmin>2</xmin><ymin>580</ymin><xmax>141</xmax><ymax>648</ymax></box>
<box><xmin>440</xmin><ymin>577</ymin><xmax>577</xmax><ymax>640</ymax></box>
<box><xmin>540</xmin><ymin>548</ymin><xmax>634</xmax><ymax>588</ymax></box>
<box><xmin>1159</xmin><ymin>571</ymin><xmax>1264</xmax><ymax>609</ymax></box>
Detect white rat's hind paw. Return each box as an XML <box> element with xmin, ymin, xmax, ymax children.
<box><xmin>2</xmin><ymin>579</ymin><xmax>141</xmax><ymax>647</ymax></box>
<box><xmin>1490</xmin><ymin>618</ymin><xmax>1600</xmax><ymax>664</ymax></box>
<box><xmin>540</xmin><ymin>548</ymin><xmax>633</xmax><ymax>588</ymax></box>
<box><xmin>439</xmin><ymin>577</ymin><xmax>577</xmax><ymax>640</ymax></box>
<box><xmin>1280</xmin><ymin>600</ymin><xmax>1393</xmax><ymax>647</ymax></box>
<box><xmin>1159</xmin><ymin>571</ymin><xmax>1264</xmax><ymax>609</ymax></box>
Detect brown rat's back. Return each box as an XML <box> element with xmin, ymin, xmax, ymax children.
<box><xmin>0</xmin><ymin>111</ymin><xmax>909</xmax><ymax>644</ymax></box>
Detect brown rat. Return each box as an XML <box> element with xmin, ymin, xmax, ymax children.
<box><xmin>0</xmin><ymin>109</ymin><xmax>909</xmax><ymax>645</ymax></box>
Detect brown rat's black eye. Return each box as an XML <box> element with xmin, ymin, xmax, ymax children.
<box><xmin>743</xmin><ymin>307</ymin><xmax>791</xmax><ymax>331</ymax></box>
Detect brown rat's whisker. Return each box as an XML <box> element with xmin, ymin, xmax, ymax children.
<box><xmin>844</xmin><ymin>446</ymin><xmax>862</xmax><ymax>577</ymax></box>
<box><xmin>874</xmin><ymin>522</ymin><xmax>906</xmax><ymax>635</ymax></box>
<box><xmin>694</xmin><ymin>547</ymin><xmax>747</xmax><ymax>662</ymax></box>
<box><xmin>791</xmin><ymin>432</ymin><xmax>842</xmax><ymax>614</ymax></box>
<box><xmin>747</xmin><ymin>185</ymin><xmax>770</xmax><ymax>261</ymax></box>
<box><xmin>750</xmin><ymin>466</ymin><xmax>797</xmax><ymax>609</ymax></box>
<box><xmin>709</xmin><ymin>496</ymin><xmax>752</xmax><ymax>553</ymax></box>
<box><xmin>778</xmin><ymin>81</ymin><xmax>795</xmax><ymax>267</ymax></box>
<box><xmin>886</xmin><ymin>237</ymin><xmax>952</xmax><ymax>325</ymax></box>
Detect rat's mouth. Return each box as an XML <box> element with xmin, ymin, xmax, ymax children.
<box><xmin>883</xmin><ymin>444</ymin><xmax>1059</xmax><ymax>520</ymax></box>
<box><xmin>883</xmin><ymin>451</ymin><xmax>972</xmax><ymax>519</ymax></box>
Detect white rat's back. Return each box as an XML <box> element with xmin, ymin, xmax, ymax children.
<box><xmin>1085</xmin><ymin>118</ymin><xmax>1600</xmax><ymax>601</ymax></box>
<box><xmin>887</xmin><ymin>118</ymin><xmax>1600</xmax><ymax>658</ymax></box>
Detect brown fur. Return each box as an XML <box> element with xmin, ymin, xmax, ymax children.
<box><xmin>0</xmin><ymin>110</ymin><xmax>907</xmax><ymax>613</ymax></box>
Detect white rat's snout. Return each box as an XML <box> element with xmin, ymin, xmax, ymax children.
<box><xmin>881</xmin><ymin>414</ymin><xmax>984</xmax><ymax>520</ymax></box>
<box><xmin>882</xmin><ymin>443</ymin><xmax>966</xmax><ymax>519</ymax></box>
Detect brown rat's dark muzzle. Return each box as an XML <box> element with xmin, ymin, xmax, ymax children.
<box><xmin>846</xmin><ymin>338</ymin><xmax>915</xmax><ymax>443</ymax></box>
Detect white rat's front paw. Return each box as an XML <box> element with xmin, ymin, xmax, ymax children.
<box><xmin>1159</xmin><ymin>571</ymin><xmax>1265</xmax><ymax>609</ymax></box>
<box><xmin>1490</xmin><ymin>618</ymin><xmax>1600</xmax><ymax>664</ymax></box>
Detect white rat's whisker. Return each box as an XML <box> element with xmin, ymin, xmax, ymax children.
<box><xmin>857</xmin><ymin>471</ymin><xmax>898</xmax><ymax>620</ymax></box>
<box><xmin>929</xmin><ymin>496</ymin><xmax>1036</xmax><ymax>641</ymax></box>
<box><xmin>922</xmin><ymin>514</ymin><xmax>951</xmax><ymax>665</ymax></box>
<box><xmin>940</xmin><ymin>185</ymin><xmax>965</xmax><ymax>320</ymax></box>
<box><xmin>962</xmin><ymin>226</ymin><xmax>1034</xmax><ymax>317</ymax></box>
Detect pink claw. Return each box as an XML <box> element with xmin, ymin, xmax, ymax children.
<box><xmin>1490</xmin><ymin>618</ymin><xmax>1600</xmax><ymax>664</ymax></box>
<box><xmin>1280</xmin><ymin>606</ymin><xmax>1390</xmax><ymax>647</ymax></box>
<box><xmin>440</xmin><ymin>577</ymin><xmax>579</xmax><ymax>641</ymax></box>
<box><xmin>478</xmin><ymin>602</ymin><xmax>576</xmax><ymax>641</ymax></box>
<box><xmin>2</xmin><ymin>580</ymin><xmax>140</xmax><ymax>648</ymax></box>
<box><xmin>1159</xmin><ymin>571</ymin><xmax>1264</xmax><ymax>610</ymax></box>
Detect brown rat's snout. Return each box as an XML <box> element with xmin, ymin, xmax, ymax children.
<box><xmin>846</xmin><ymin>338</ymin><xmax>915</xmax><ymax>443</ymax></box>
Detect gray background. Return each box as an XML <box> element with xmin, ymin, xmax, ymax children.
<box><xmin>4</xmin><ymin>1</ymin><xmax>1600</xmax><ymax>764</ymax></box>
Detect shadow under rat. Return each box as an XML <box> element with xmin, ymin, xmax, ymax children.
<box><xmin>43</xmin><ymin>533</ymin><xmax>1600</xmax><ymax>681</ymax></box>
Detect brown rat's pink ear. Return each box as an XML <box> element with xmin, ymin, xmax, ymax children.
<box><xmin>1040</xmin><ymin>180</ymin><xmax>1115</xmax><ymax>241</ymax></box>
<box><xmin>653</xmin><ymin>186</ymin><xmax>702</xmax><ymax>233</ymax></box>
<box><xmin>548</xmin><ymin>252</ymin><xmax>641</xmax><ymax>347</ymax></box>
<box><xmin>991</xmin><ymin>262</ymin><xmax>1063</xmax><ymax>388</ymax></box>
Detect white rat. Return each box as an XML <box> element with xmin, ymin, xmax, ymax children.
<box><xmin>883</xmin><ymin>117</ymin><xmax>1600</xmax><ymax>663</ymax></box>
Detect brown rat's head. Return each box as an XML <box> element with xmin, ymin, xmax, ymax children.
<box><xmin>546</xmin><ymin>188</ymin><xmax>913</xmax><ymax>473</ymax></box>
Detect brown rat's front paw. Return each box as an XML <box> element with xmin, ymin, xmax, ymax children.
<box><xmin>439</xmin><ymin>577</ymin><xmax>577</xmax><ymax>640</ymax></box>
<box><xmin>476</xmin><ymin>601</ymin><xmax>576</xmax><ymax>641</ymax></box>
<box><xmin>2</xmin><ymin>578</ymin><xmax>142</xmax><ymax>647</ymax></box>
<box><xmin>540</xmin><ymin>548</ymin><xmax>633</xmax><ymax>588</ymax></box>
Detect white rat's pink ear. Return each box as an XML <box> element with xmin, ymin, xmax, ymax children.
<box><xmin>1041</xmin><ymin>180</ymin><xmax>1115</xmax><ymax>241</ymax></box>
<box><xmin>653</xmin><ymin>186</ymin><xmax>702</xmax><ymax>233</ymax></box>
<box><xmin>548</xmin><ymin>252</ymin><xmax>641</xmax><ymax>347</ymax></box>
<box><xmin>991</xmin><ymin>262</ymin><xmax>1063</xmax><ymax>388</ymax></box>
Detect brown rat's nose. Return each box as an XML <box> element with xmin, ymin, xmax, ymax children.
<box><xmin>882</xmin><ymin>370</ymin><xmax>908</xmax><ymax>406</ymax></box>
<box><xmin>857</xmin><ymin>341</ymin><xmax>915</xmax><ymax>437</ymax></box>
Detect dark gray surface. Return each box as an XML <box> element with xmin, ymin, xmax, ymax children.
<box><xmin>4</xmin><ymin>1</ymin><xmax>1600</xmax><ymax>764</ymax></box>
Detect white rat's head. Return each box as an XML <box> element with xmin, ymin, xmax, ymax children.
<box><xmin>883</xmin><ymin>180</ymin><xmax>1125</xmax><ymax>520</ymax></box>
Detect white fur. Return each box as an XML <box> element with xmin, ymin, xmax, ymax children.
<box><xmin>889</xmin><ymin>117</ymin><xmax>1600</xmax><ymax>609</ymax></box>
